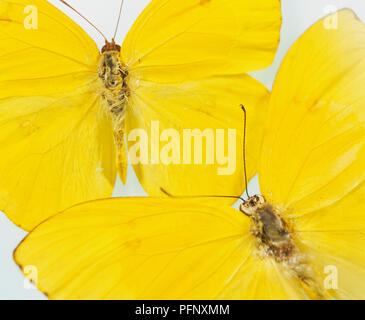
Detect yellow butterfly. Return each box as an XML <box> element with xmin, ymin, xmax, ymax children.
<box><xmin>14</xmin><ymin>9</ymin><xmax>365</xmax><ymax>300</ymax></box>
<box><xmin>0</xmin><ymin>0</ymin><xmax>281</xmax><ymax>231</ymax></box>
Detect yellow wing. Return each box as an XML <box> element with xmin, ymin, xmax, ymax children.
<box><xmin>14</xmin><ymin>197</ymin><xmax>309</xmax><ymax>300</ymax></box>
<box><xmin>121</xmin><ymin>0</ymin><xmax>281</xmax><ymax>199</ymax></box>
<box><xmin>260</xmin><ymin>9</ymin><xmax>365</xmax><ymax>214</ymax></box>
<box><xmin>121</xmin><ymin>0</ymin><xmax>282</xmax><ymax>82</ymax></box>
<box><xmin>260</xmin><ymin>10</ymin><xmax>365</xmax><ymax>299</ymax></box>
<box><xmin>296</xmin><ymin>182</ymin><xmax>365</xmax><ymax>300</ymax></box>
<box><xmin>0</xmin><ymin>0</ymin><xmax>116</xmax><ymax>230</ymax></box>
<box><xmin>126</xmin><ymin>75</ymin><xmax>269</xmax><ymax>200</ymax></box>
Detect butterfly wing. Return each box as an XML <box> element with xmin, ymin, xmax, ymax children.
<box><xmin>0</xmin><ymin>0</ymin><xmax>116</xmax><ymax>230</ymax></box>
<box><xmin>296</xmin><ymin>182</ymin><xmax>365</xmax><ymax>299</ymax></box>
<box><xmin>121</xmin><ymin>0</ymin><xmax>281</xmax><ymax>82</ymax></box>
<box><xmin>260</xmin><ymin>10</ymin><xmax>365</xmax><ymax>299</ymax></box>
<box><xmin>14</xmin><ymin>197</ymin><xmax>308</xmax><ymax>300</ymax></box>
<box><xmin>121</xmin><ymin>0</ymin><xmax>281</xmax><ymax>199</ymax></box>
<box><xmin>14</xmin><ymin>198</ymin><xmax>246</xmax><ymax>299</ymax></box>
<box><xmin>261</xmin><ymin>9</ymin><xmax>365</xmax><ymax>213</ymax></box>
<box><xmin>126</xmin><ymin>75</ymin><xmax>269</xmax><ymax>199</ymax></box>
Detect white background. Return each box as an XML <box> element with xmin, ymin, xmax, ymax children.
<box><xmin>0</xmin><ymin>0</ymin><xmax>364</xmax><ymax>300</ymax></box>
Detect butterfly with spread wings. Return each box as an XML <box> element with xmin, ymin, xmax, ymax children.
<box><xmin>14</xmin><ymin>10</ymin><xmax>365</xmax><ymax>300</ymax></box>
<box><xmin>0</xmin><ymin>0</ymin><xmax>281</xmax><ymax>230</ymax></box>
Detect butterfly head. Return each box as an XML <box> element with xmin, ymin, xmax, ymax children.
<box><xmin>239</xmin><ymin>195</ymin><xmax>266</xmax><ymax>217</ymax></box>
<box><xmin>101</xmin><ymin>39</ymin><xmax>121</xmax><ymax>54</ymax></box>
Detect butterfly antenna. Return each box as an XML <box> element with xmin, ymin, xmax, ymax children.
<box><xmin>240</xmin><ymin>105</ymin><xmax>250</xmax><ymax>199</ymax></box>
<box><xmin>160</xmin><ymin>188</ymin><xmax>245</xmax><ymax>203</ymax></box>
<box><xmin>59</xmin><ymin>0</ymin><xmax>108</xmax><ymax>42</ymax></box>
<box><xmin>113</xmin><ymin>0</ymin><xmax>125</xmax><ymax>40</ymax></box>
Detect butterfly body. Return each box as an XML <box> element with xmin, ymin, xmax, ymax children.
<box><xmin>241</xmin><ymin>196</ymin><xmax>325</xmax><ymax>298</ymax></box>
<box><xmin>98</xmin><ymin>42</ymin><xmax>129</xmax><ymax>183</ymax></box>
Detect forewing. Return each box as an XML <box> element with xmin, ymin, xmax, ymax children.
<box><xmin>0</xmin><ymin>0</ymin><xmax>116</xmax><ymax>230</ymax></box>
<box><xmin>14</xmin><ymin>198</ymin><xmax>251</xmax><ymax>300</ymax></box>
<box><xmin>260</xmin><ymin>10</ymin><xmax>365</xmax><ymax>215</ymax></box>
<box><xmin>121</xmin><ymin>0</ymin><xmax>281</xmax><ymax>82</ymax></box>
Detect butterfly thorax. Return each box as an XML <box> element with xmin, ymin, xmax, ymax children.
<box><xmin>240</xmin><ymin>195</ymin><xmax>326</xmax><ymax>298</ymax></box>
<box><xmin>240</xmin><ymin>196</ymin><xmax>297</xmax><ymax>262</ymax></box>
<box><xmin>98</xmin><ymin>49</ymin><xmax>129</xmax><ymax>126</ymax></box>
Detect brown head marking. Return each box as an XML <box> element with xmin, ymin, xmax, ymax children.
<box><xmin>101</xmin><ymin>39</ymin><xmax>121</xmax><ymax>53</ymax></box>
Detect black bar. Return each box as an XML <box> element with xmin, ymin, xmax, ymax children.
<box><xmin>0</xmin><ymin>300</ymin><xmax>362</xmax><ymax>318</ymax></box>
